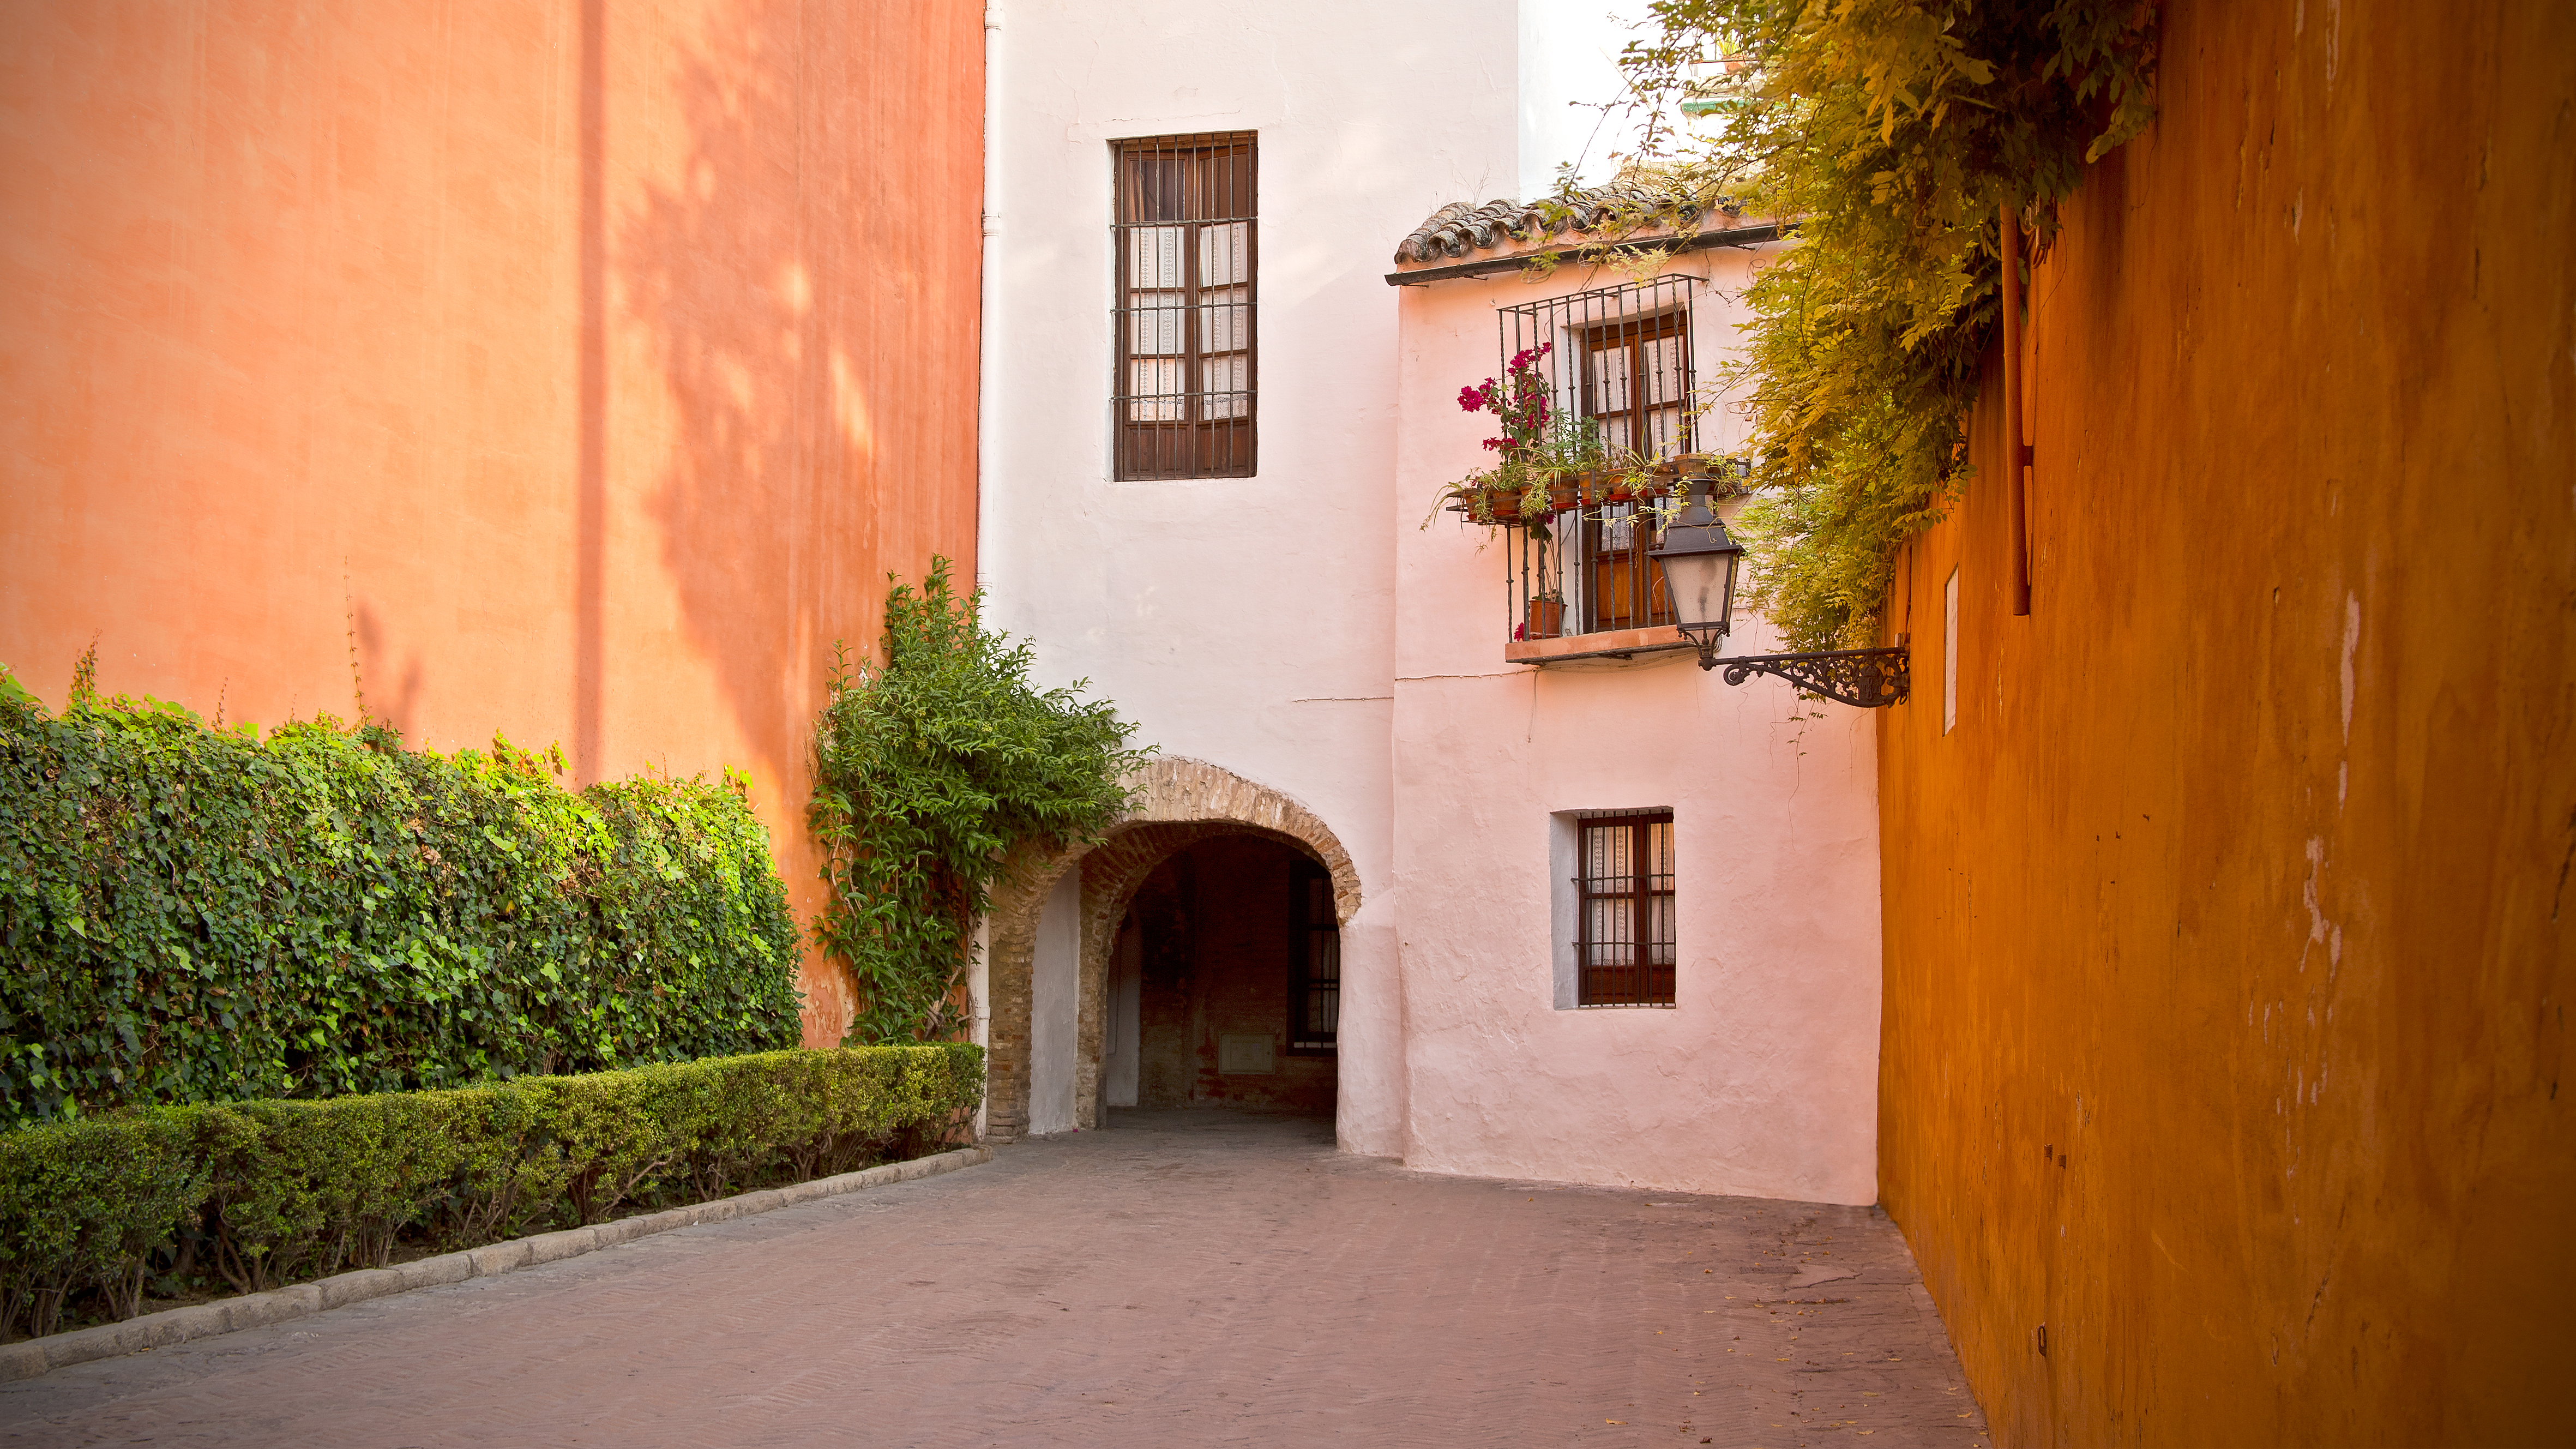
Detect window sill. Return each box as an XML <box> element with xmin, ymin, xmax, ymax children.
<box><xmin>1568</xmin><ymin>1002</ymin><xmax>1679</xmax><ymax>1010</ymax></box>
<box><xmin>1505</xmin><ymin>624</ymin><xmax>1694</xmax><ymax>666</ymax></box>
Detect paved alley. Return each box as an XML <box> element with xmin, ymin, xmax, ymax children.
<box><xmin>0</xmin><ymin>1113</ymin><xmax>1988</xmax><ymax>1447</ymax></box>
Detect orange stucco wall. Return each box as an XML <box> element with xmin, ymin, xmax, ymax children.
<box><xmin>1874</xmin><ymin>0</ymin><xmax>2573</xmax><ymax>1441</ymax></box>
<box><xmin>0</xmin><ymin>3</ymin><xmax>985</xmax><ymax>1042</ymax></box>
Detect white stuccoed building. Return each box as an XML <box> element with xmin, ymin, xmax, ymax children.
<box><xmin>973</xmin><ymin>0</ymin><xmax>1883</xmax><ymax>1204</ymax></box>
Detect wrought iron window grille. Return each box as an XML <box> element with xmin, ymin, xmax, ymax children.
<box><xmin>1111</xmin><ymin>133</ymin><xmax>1257</xmax><ymax>480</ymax></box>
<box><xmin>1573</xmin><ymin>808</ymin><xmax>1676</xmax><ymax>1007</ymax></box>
<box><xmin>1478</xmin><ymin>276</ymin><xmax>1712</xmax><ymax>647</ymax></box>
<box><xmin>1288</xmin><ymin>861</ymin><xmax>1339</xmax><ymax>1054</ymax></box>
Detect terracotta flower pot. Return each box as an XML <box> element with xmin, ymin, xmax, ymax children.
<box><xmin>1617</xmin><ymin>476</ymin><xmax>1676</xmax><ymax>504</ymax></box>
<box><xmin>1525</xmin><ymin>598</ymin><xmax>1566</xmax><ymax>639</ymax></box>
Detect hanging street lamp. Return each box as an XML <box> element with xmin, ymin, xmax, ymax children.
<box><xmin>1648</xmin><ymin>476</ymin><xmax>1912</xmax><ymax>709</ymax></box>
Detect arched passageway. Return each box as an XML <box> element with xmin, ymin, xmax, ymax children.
<box><xmin>982</xmin><ymin>758</ymin><xmax>1360</xmax><ymax>1143</ymax></box>
<box><xmin>1111</xmin><ymin>834</ymin><xmax>1339</xmax><ymax>1114</ymax></box>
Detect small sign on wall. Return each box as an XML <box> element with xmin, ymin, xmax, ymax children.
<box><xmin>1218</xmin><ymin>1035</ymin><xmax>1277</xmax><ymax>1075</ymax></box>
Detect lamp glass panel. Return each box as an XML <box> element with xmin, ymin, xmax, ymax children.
<box><xmin>1661</xmin><ymin>550</ymin><xmax>1732</xmax><ymax>632</ymax></box>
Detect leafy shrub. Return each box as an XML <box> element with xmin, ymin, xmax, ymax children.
<box><xmin>0</xmin><ymin>1111</ymin><xmax>208</xmax><ymax>1335</ymax></box>
<box><xmin>811</xmin><ymin>560</ymin><xmax>1149</xmax><ymax>1044</ymax></box>
<box><xmin>0</xmin><ymin>1043</ymin><xmax>982</xmax><ymax>1340</ymax></box>
<box><xmin>0</xmin><ymin>678</ymin><xmax>805</xmax><ymax>1125</ymax></box>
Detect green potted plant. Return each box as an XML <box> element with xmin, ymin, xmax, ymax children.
<box><xmin>1434</xmin><ymin>345</ymin><xmax>1555</xmax><ymax>527</ymax></box>
<box><xmin>1436</xmin><ymin>458</ymin><xmax>1548</xmax><ymax>525</ymax></box>
<box><xmin>1433</xmin><ymin>350</ymin><xmax>1703</xmax><ymax>529</ymax></box>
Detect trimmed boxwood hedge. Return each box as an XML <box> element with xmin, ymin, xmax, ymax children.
<box><xmin>0</xmin><ymin>1043</ymin><xmax>983</xmax><ymax>1341</ymax></box>
<box><xmin>0</xmin><ymin>677</ymin><xmax>807</xmax><ymax>1125</ymax></box>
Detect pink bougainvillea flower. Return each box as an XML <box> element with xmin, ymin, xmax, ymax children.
<box><xmin>1459</xmin><ymin>386</ymin><xmax>1485</xmax><ymax>412</ymax></box>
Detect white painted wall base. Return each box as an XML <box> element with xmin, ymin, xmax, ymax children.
<box><xmin>1028</xmin><ymin>868</ymin><xmax>1081</xmax><ymax>1136</ymax></box>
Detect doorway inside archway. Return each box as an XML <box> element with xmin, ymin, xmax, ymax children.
<box><xmin>1105</xmin><ymin>834</ymin><xmax>1337</xmax><ymax>1117</ymax></box>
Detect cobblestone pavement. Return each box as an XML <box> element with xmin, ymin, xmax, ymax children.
<box><xmin>0</xmin><ymin>1111</ymin><xmax>1990</xmax><ymax>1447</ymax></box>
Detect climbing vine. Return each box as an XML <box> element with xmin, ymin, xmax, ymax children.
<box><xmin>1612</xmin><ymin>0</ymin><xmax>2159</xmax><ymax>648</ymax></box>
<box><xmin>810</xmin><ymin>560</ymin><xmax>1148</xmax><ymax>1046</ymax></box>
<box><xmin>0</xmin><ymin>663</ymin><xmax>804</xmax><ymax>1126</ymax></box>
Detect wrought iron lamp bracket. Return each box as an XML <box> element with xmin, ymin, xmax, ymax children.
<box><xmin>1695</xmin><ymin>642</ymin><xmax>1912</xmax><ymax>709</ymax></box>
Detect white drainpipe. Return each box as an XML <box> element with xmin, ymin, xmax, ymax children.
<box><xmin>970</xmin><ymin>0</ymin><xmax>1003</xmax><ymax>1144</ymax></box>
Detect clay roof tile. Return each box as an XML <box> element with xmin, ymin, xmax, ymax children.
<box><xmin>1391</xmin><ymin>183</ymin><xmax>1738</xmax><ymax>266</ymax></box>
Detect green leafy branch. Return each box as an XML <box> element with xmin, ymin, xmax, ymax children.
<box><xmin>809</xmin><ymin>560</ymin><xmax>1149</xmax><ymax>1046</ymax></box>
<box><xmin>0</xmin><ymin>665</ymin><xmax>805</xmax><ymax>1126</ymax></box>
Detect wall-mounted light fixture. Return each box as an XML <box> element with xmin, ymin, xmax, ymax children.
<box><xmin>1648</xmin><ymin>477</ymin><xmax>1912</xmax><ymax>708</ymax></box>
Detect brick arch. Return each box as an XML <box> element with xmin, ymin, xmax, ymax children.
<box><xmin>980</xmin><ymin>758</ymin><xmax>1361</xmax><ymax>1142</ymax></box>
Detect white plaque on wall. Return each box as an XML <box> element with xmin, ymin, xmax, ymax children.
<box><xmin>1218</xmin><ymin>1035</ymin><xmax>1277</xmax><ymax>1075</ymax></box>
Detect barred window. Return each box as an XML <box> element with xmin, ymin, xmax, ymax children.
<box><xmin>1578</xmin><ymin>311</ymin><xmax>1686</xmax><ymax>630</ymax></box>
<box><xmin>1289</xmin><ymin>861</ymin><xmax>1339</xmax><ymax>1054</ymax></box>
<box><xmin>1575</xmin><ymin>810</ymin><xmax>1675</xmax><ymax>1006</ymax></box>
<box><xmin>1112</xmin><ymin>133</ymin><xmax>1256</xmax><ymax>479</ymax></box>
<box><xmin>1580</xmin><ymin>310</ymin><xmax>1692</xmax><ymax>461</ymax></box>
<box><xmin>1491</xmin><ymin>278</ymin><xmax>1698</xmax><ymax>643</ymax></box>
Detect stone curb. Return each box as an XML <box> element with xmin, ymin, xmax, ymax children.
<box><xmin>0</xmin><ymin>1144</ymin><xmax>992</xmax><ymax>1384</ymax></box>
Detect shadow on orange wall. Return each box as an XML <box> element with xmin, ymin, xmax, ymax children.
<box><xmin>352</xmin><ymin>600</ymin><xmax>426</xmax><ymax>741</ymax></box>
<box><xmin>0</xmin><ymin>1</ymin><xmax>984</xmax><ymax>1048</ymax></box>
<box><xmin>612</xmin><ymin>0</ymin><xmax>985</xmax><ymax>1042</ymax></box>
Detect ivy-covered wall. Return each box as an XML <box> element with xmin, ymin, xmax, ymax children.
<box><xmin>0</xmin><ymin>682</ymin><xmax>804</xmax><ymax>1125</ymax></box>
<box><xmin>0</xmin><ymin>3</ymin><xmax>988</xmax><ymax>1045</ymax></box>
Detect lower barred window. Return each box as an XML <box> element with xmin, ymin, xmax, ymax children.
<box><xmin>1575</xmin><ymin>809</ymin><xmax>1675</xmax><ymax>1006</ymax></box>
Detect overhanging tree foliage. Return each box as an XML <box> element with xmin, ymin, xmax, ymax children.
<box><xmin>809</xmin><ymin>561</ymin><xmax>1149</xmax><ymax>1045</ymax></box>
<box><xmin>1613</xmin><ymin>0</ymin><xmax>2159</xmax><ymax>648</ymax></box>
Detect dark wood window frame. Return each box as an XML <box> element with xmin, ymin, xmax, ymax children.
<box><xmin>1111</xmin><ymin>132</ymin><xmax>1257</xmax><ymax>480</ymax></box>
<box><xmin>1288</xmin><ymin>859</ymin><xmax>1339</xmax><ymax>1054</ymax></box>
<box><xmin>1578</xmin><ymin>504</ymin><xmax>1677</xmax><ymax>634</ymax></box>
<box><xmin>1576</xmin><ymin>310</ymin><xmax>1689</xmax><ymax>633</ymax></box>
<box><xmin>1575</xmin><ymin>810</ymin><xmax>1676</xmax><ymax>1007</ymax></box>
<box><xmin>1578</xmin><ymin>309</ymin><xmax>1693</xmax><ymax>460</ymax></box>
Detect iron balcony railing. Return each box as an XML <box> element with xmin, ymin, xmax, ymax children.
<box><xmin>1461</xmin><ymin>276</ymin><xmax>1729</xmax><ymax>648</ymax></box>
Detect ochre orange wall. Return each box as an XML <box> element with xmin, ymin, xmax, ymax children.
<box><xmin>0</xmin><ymin>2</ymin><xmax>984</xmax><ymax>1044</ymax></box>
<box><xmin>1875</xmin><ymin>1</ymin><xmax>2573</xmax><ymax>1441</ymax></box>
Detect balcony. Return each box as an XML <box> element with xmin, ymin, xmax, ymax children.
<box><xmin>1435</xmin><ymin>275</ymin><xmax>1748</xmax><ymax>664</ymax></box>
<box><xmin>1478</xmin><ymin>454</ymin><xmax>1747</xmax><ymax>664</ymax></box>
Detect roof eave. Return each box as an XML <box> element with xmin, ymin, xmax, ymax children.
<box><xmin>1383</xmin><ymin>221</ymin><xmax>1792</xmax><ymax>288</ymax></box>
